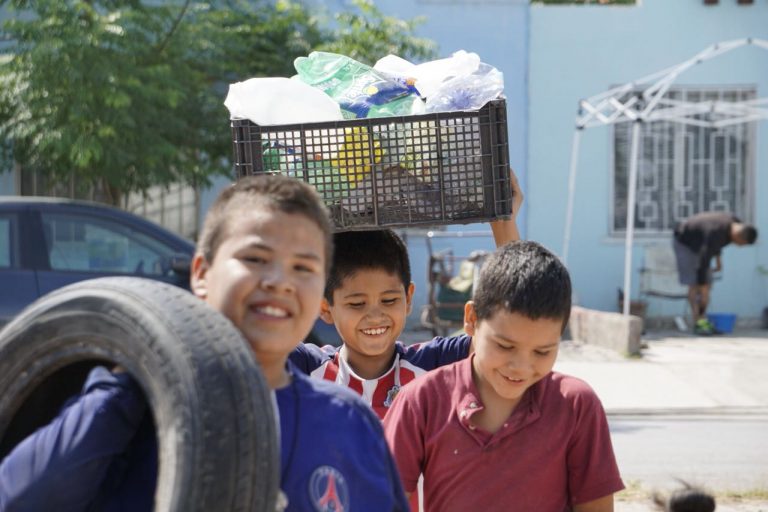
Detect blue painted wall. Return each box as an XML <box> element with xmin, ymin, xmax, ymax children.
<box><xmin>529</xmin><ymin>0</ymin><xmax>768</xmax><ymax>319</ymax></box>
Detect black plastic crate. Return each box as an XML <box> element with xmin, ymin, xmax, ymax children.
<box><xmin>231</xmin><ymin>99</ymin><xmax>512</xmax><ymax>230</ymax></box>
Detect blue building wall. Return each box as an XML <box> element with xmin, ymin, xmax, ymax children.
<box><xmin>529</xmin><ymin>0</ymin><xmax>768</xmax><ymax>319</ymax></box>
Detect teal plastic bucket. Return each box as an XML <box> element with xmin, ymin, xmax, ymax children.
<box><xmin>707</xmin><ymin>313</ymin><xmax>737</xmax><ymax>333</ymax></box>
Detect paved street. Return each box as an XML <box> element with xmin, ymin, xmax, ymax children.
<box><xmin>612</xmin><ymin>413</ymin><xmax>768</xmax><ymax>492</ymax></box>
<box><xmin>555</xmin><ymin>330</ymin><xmax>768</xmax><ymax>510</ymax></box>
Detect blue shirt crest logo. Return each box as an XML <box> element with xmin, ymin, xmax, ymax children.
<box><xmin>309</xmin><ymin>465</ymin><xmax>349</xmax><ymax>512</ymax></box>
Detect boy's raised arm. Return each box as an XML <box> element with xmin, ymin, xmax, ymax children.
<box><xmin>490</xmin><ymin>167</ymin><xmax>524</xmax><ymax>247</ymax></box>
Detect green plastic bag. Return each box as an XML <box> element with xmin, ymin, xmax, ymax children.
<box><xmin>294</xmin><ymin>52</ymin><xmax>416</xmax><ymax>119</ymax></box>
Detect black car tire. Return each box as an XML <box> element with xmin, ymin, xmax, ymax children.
<box><xmin>0</xmin><ymin>277</ymin><xmax>279</xmax><ymax>512</ymax></box>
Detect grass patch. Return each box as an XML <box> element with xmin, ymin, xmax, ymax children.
<box><xmin>615</xmin><ymin>481</ymin><xmax>768</xmax><ymax>505</ymax></box>
<box><xmin>615</xmin><ymin>480</ymin><xmax>652</xmax><ymax>501</ymax></box>
<box><xmin>719</xmin><ymin>488</ymin><xmax>768</xmax><ymax>501</ymax></box>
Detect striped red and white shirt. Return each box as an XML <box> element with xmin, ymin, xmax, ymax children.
<box><xmin>290</xmin><ymin>334</ymin><xmax>472</xmax><ymax>419</ymax></box>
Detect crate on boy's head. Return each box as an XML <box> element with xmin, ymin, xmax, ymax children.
<box><xmin>231</xmin><ymin>99</ymin><xmax>512</xmax><ymax>230</ymax></box>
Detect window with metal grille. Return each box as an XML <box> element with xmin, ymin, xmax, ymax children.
<box><xmin>612</xmin><ymin>86</ymin><xmax>756</xmax><ymax>236</ymax></box>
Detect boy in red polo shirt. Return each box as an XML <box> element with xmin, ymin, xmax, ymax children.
<box><xmin>383</xmin><ymin>241</ymin><xmax>624</xmax><ymax>512</ymax></box>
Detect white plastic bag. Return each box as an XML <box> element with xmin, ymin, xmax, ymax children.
<box><xmin>426</xmin><ymin>63</ymin><xmax>504</xmax><ymax>113</ymax></box>
<box><xmin>411</xmin><ymin>50</ymin><xmax>481</xmax><ymax>99</ymax></box>
<box><xmin>373</xmin><ymin>54</ymin><xmax>418</xmax><ymax>80</ymax></box>
<box><xmin>224</xmin><ymin>77</ymin><xmax>343</xmax><ymax>125</ymax></box>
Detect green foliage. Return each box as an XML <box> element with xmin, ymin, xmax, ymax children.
<box><xmin>0</xmin><ymin>0</ymin><xmax>434</xmax><ymax>202</ymax></box>
<box><xmin>316</xmin><ymin>0</ymin><xmax>436</xmax><ymax>66</ymax></box>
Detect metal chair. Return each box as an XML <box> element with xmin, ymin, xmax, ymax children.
<box><xmin>419</xmin><ymin>233</ymin><xmax>488</xmax><ymax>337</ymax></box>
<box><xmin>638</xmin><ymin>243</ymin><xmax>690</xmax><ymax>330</ymax></box>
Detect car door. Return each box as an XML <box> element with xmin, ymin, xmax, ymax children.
<box><xmin>34</xmin><ymin>206</ymin><xmax>193</xmax><ymax>298</ymax></box>
<box><xmin>0</xmin><ymin>209</ymin><xmax>41</xmax><ymax>327</ymax></box>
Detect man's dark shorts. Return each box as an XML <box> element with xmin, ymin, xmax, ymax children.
<box><xmin>672</xmin><ymin>239</ymin><xmax>712</xmax><ymax>286</ymax></box>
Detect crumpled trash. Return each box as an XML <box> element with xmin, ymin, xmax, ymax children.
<box><xmin>374</xmin><ymin>50</ymin><xmax>504</xmax><ymax>113</ymax></box>
<box><xmin>375</xmin><ymin>50</ymin><xmax>481</xmax><ymax>100</ymax></box>
<box><xmin>425</xmin><ymin>62</ymin><xmax>504</xmax><ymax>113</ymax></box>
<box><xmin>226</xmin><ymin>50</ymin><xmax>504</xmax><ymax>124</ymax></box>
<box><xmin>330</xmin><ymin>127</ymin><xmax>383</xmax><ymax>186</ymax></box>
<box><xmin>224</xmin><ymin>50</ymin><xmax>505</xmax><ymax>219</ymax></box>
<box><xmin>224</xmin><ymin>77</ymin><xmax>343</xmax><ymax>125</ymax></box>
<box><xmin>294</xmin><ymin>52</ymin><xmax>418</xmax><ymax>119</ymax></box>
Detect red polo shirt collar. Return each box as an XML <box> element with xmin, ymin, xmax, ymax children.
<box><xmin>455</xmin><ymin>354</ymin><xmax>543</xmax><ymax>446</ymax></box>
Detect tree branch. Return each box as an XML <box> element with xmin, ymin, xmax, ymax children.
<box><xmin>155</xmin><ymin>0</ymin><xmax>191</xmax><ymax>54</ymax></box>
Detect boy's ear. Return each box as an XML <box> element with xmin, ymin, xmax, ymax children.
<box><xmin>405</xmin><ymin>282</ymin><xmax>416</xmax><ymax>315</ymax></box>
<box><xmin>319</xmin><ymin>297</ymin><xmax>335</xmax><ymax>324</ymax></box>
<box><xmin>463</xmin><ymin>301</ymin><xmax>478</xmax><ymax>336</ymax></box>
<box><xmin>190</xmin><ymin>253</ymin><xmax>209</xmax><ymax>300</ymax></box>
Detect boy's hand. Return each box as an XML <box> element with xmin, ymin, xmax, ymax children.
<box><xmin>509</xmin><ymin>168</ymin><xmax>524</xmax><ymax>219</ymax></box>
<box><xmin>490</xmin><ymin>167</ymin><xmax>524</xmax><ymax>247</ymax></box>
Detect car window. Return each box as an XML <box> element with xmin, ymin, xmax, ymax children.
<box><xmin>0</xmin><ymin>215</ymin><xmax>13</xmax><ymax>269</ymax></box>
<box><xmin>41</xmin><ymin>213</ymin><xmax>180</xmax><ymax>276</ymax></box>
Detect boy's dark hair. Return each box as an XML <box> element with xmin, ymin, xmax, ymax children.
<box><xmin>197</xmin><ymin>175</ymin><xmax>333</xmax><ymax>272</ymax></box>
<box><xmin>472</xmin><ymin>240</ymin><xmax>572</xmax><ymax>331</ymax></box>
<box><xmin>324</xmin><ymin>229</ymin><xmax>411</xmax><ymax>303</ymax></box>
<box><xmin>739</xmin><ymin>224</ymin><xmax>758</xmax><ymax>245</ymax></box>
<box><xmin>653</xmin><ymin>482</ymin><xmax>716</xmax><ymax>512</ymax></box>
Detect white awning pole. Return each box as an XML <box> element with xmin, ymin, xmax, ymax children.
<box><xmin>562</xmin><ymin>128</ymin><xmax>582</xmax><ymax>265</ymax></box>
<box><xmin>622</xmin><ymin>121</ymin><xmax>642</xmax><ymax>316</ymax></box>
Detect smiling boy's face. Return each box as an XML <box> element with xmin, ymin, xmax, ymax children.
<box><xmin>464</xmin><ymin>303</ymin><xmax>562</xmax><ymax>408</ymax></box>
<box><xmin>191</xmin><ymin>206</ymin><xmax>326</xmax><ymax>385</ymax></box>
<box><xmin>320</xmin><ymin>268</ymin><xmax>414</xmax><ymax>377</ymax></box>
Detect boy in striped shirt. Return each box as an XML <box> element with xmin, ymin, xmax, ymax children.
<box><xmin>289</xmin><ymin>170</ymin><xmax>523</xmax><ymax>419</ymax></box>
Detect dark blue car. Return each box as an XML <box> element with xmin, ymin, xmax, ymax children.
<box><xmin>0</xmin><ymin>197</ymin><xmax>195</xmax><ymax>328</ymax></box>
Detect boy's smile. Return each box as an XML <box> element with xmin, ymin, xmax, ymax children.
<box><xmin>191</xmin><ymin>207</ymin><xmax>326</xmax><ymax>387</ymax></box>
<box><xmin>321</xmin><ymin>268</ymin><xmax>414</xmax><ymax>379</ymax></box>
<box><xmin>464</xmin><ymin>304</ymin><xmax>562</xmax><ymax>409</ymax></box>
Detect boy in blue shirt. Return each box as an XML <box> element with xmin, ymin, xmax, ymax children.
<box><xmin>0</xmin><ymin>175</ymin><xmax>408</xmax><ymax>511</ymax></box>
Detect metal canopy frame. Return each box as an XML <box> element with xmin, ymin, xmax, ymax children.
<box><xmin>561</xmin><ymin>38</ymin><xmax>768</xmax><ymax>315</ymax></box>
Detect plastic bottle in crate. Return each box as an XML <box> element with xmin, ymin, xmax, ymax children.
<box><xmin>286</xmin><ymin>156</ymin><xmax>351</xmax><ymax>198</ymax></box>
<box><xmin>294</xmin><ymin>52</ymin><xmax>418</xmax><ymax>119</ymax></box>
<box><xmin>261</xmin><ymin>139</ymin><xmax>355</xmax><ymax>200</ymax></box>
<box><xmin>330</xmin><ymin>127</ymin><xmax>383</xmax><ymax>185</ymax></box>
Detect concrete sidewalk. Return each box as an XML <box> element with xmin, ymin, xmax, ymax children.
<box><xmin>555</xmin><ymin>329</ymin><xmax>768</xmax><ymax>416</ymax></box>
